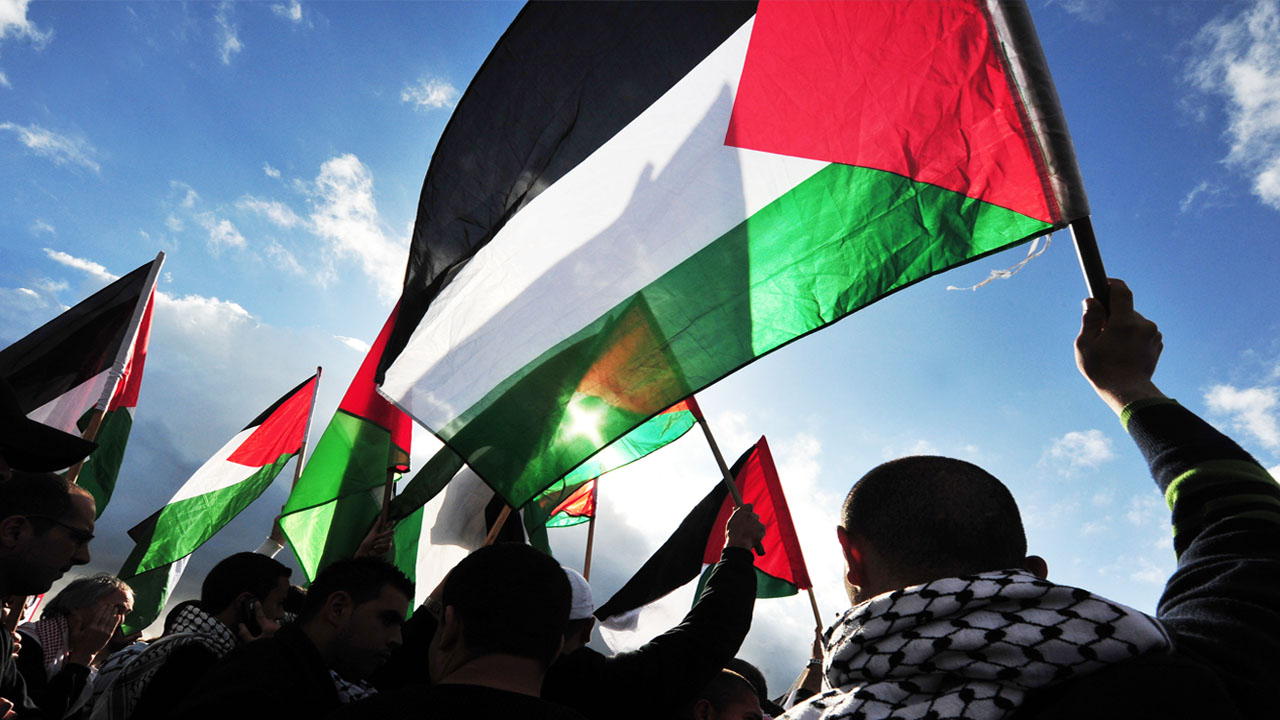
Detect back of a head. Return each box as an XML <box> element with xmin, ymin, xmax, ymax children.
<box><xmin>682</xmin><ymin>670</ymin><xmax>761</xmax><ymax>720</ymax></box>
<box><xmin>298</xmin><ymin>557</ymin><xmax>413</xmax><ymax>623</ymax></box>
<box><xmin>0</xmin><ymin>470</ymin><xmax>83</xmax><ymax>524</ymax></box>
<box><xmin>42</xmin><ymin>573</ymin><xmax>133</xmax><ymax>618</ymax></box>
<box><xmin>200</xmin><ymin>552</ymin><xmax>291</xmax><ymax>614</ymax></box>
<box><xmin>442</xmin><ymin>543</ymin><xmax>570</xmax><ymax>668</ymax></box>
<box><xmin>842</xmin><ymin>456</ymin><xmax>1027</xmax><ymax>582</ymax></box>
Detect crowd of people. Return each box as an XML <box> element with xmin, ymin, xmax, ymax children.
<box><xmin>3</xmin><ymin>279</ymin><xmax>1277</xmax><ymax>719</ymax></box>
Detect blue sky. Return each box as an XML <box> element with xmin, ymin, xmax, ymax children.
<box><xmin>3</xmin><ymin>0</ymin><xmax>1279</xmax><ymax>694</ymax></box>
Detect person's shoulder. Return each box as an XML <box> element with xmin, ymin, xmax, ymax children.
<box><xmin>423</xmin><ymin>685</ymin><xmax>587</xmax><ymax>720</ymax></box>
<box><xmin>1013</xmin><ymin>651</ymin><xmax>1242</xmax><ymax>720</ymax></box>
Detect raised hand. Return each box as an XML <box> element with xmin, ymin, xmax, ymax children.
<box><xmin>1075</xmin><ymin>278</ymin><xmax>1166</xmax><ymax>415</ymax></box>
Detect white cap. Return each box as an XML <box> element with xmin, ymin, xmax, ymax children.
<box><xmin>562</xmin><ymin>566</ymin><xmax>595</xmax><ymax>621</ymax></box>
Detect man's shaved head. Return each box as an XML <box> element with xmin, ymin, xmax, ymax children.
<box><xmin>842</xmin><ymin>456</ymin><xmax>1027</xmax><ymax>583</ymax></box>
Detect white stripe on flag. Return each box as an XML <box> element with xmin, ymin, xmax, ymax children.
<box><xmin>412</xmin><ymin>467</ymin><xmax>496</xmax><ymax>603</ymax></box>
<box><xmin>166</xmin><ymin>427</ymin><xmax>259</xmax><ymax>504</ymax></box>
<box><xmin>382</xmin><ymin>16</ymin><xmax>827</xmax><ymax>429</ymax></box>
<box><xmin>27</xmin><ymin>368</ymin><xmax>113</xmax><ymax>434</ymax></box>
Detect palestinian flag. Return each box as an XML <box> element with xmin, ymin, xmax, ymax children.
<box><xmin>279</xmin><ymin>306</ymin><xmax>413</xmax><ymax>583</ymax></box>
<box><xmin>525</xmin><ymin>397</ymin><xmax>700</xmax><ymax>540</ymax></box>
<box><xmin>0</xmin><ymin>253</ymin><xmax>163</xmax><ymax>497</ymax></box>
<box><xmin>377</xmin><ymin>1</ymin><xmax>1087</xmax><ymax>511</ymax></box>
<box><xmin>76</xmin><ymin>286</ymin><xmax>156</xmax><ymax>516</ymax></box>
<box><xmin>594</xmin><ymin>436</ymin><xmax>810</xmax><ymax>652</ymax></box>
<box><xmin>120</xmin><ymin>373</ymin><xmax>319</xmax><ymax>633</ymax></box>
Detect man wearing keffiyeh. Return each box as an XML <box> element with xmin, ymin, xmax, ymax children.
<box><xmin>783</xmin><ymin>279</ymin><xmax>1280</xmax><ymax>720</ymax></box>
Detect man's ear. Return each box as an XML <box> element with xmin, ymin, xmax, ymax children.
<box><xmin>0</xmin><ymin>516</ymin><xmax>29</xmax><ymax>549</ymax></box>
<box><xmin>836</xmin><ymin>525</ymin><xmax>866</xmax><ymax>588</ymax></box>
<box><xmin>691</xmin><ymin>698</ymin><xmax>714</xmax><ymax>720</ymax></box>
<box><xmin>324</xmin><ymin>590</ymin><xmax>353</xmax><ymax>624</ymax></box>
<box><xmin>436</xmin><ymin>605</ymin><xmax>461</xmax><ymax>652</ymax></box>
<box><xmin>1023</xmin><ymin>555</ymin><xmax>1049</xmax><ymax>579</ymax></box>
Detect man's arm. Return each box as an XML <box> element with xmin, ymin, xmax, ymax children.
<box><xmin>1077</xmin><ymin>279</ymin><xmax>1280</xmax><ymax>715</ymax></box>
<box><xmin>602</xmin><ymin>505</ymin><xmax>765</xmax><ymax>714</ymax></box>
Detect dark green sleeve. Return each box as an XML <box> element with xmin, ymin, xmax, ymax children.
<box><xmin>1123</xmin><ymin>398</ymin><xmax>1280</xmax><ymax>717</ymax></box>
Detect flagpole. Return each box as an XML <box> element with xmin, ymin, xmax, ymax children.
<box><xmin>1069</xmin><ymin>217</ymin><xmax>1109</xmax><ymax>311</ymax></box>
<box><xmin>62</xmin><ymin>408</ymin><xmax>106</xmax><ymax>484</ymax></box>
<box><xmin>806</xmin><ymin>587</ymin><xmax>823</xmax><ymax>630</ymax></box>
<box><xmin>271</xmin><ymin>367</ymin><xmax>322</xmax><ymax>546</ymax></box>
<box><xmin>482</xmin><ymin>505</ymin><xmax>512</xmax><ymax>546</ymax></box>
<box><xmin>686</xmin><ymin>397</ymin><xmax>765</xmax><ymax>556</ymax></box>
<box><xmin>582</xmin><ymin>481</ymin><xmax>599</xmax><ymax>581</ymax></box>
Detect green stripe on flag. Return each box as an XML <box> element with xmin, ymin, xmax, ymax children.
<box><xmin>77</xmin><ymin>406</ymin><xmax>133</xmax><ymax>517</ymax></box>
<box><xmin>443</xmin><ymin>164</ymin><xmax>1051</xmax><ymax>507</ymax></box>
<box><xmin>133</xmin><ymin>453</ymin><xmax>295</xmax><ymax>575</ymax></box>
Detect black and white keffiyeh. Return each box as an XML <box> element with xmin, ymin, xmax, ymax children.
<box><xmin>90</xmin><ymin>604</ymin><xmax>238</xmax><ymax>720</ymax></box>
<box><xmin>783</xmin><ymin>569</ymin><xmax>1171</xmax><ymax>720</ymax></box>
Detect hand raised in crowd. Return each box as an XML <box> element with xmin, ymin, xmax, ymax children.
<box><xmin>236</xmin><ymin>600</ymin><xmax>281</xmax><ymax>644</ymax></box>
<box><xmin>1075</xmin><ymin>278</ymin><xmax>1166</xmax><ymax>416</ymax></box>
<box><xmin>725</xmin><ymin>503</ymin><xmax>767</xmax><ymax>551</ymax></box>
<box><xmin>67</xmin><ymin>601</ymin><xmax>120</xmax><ymax>666</ymax></box>
<box><xmin>356</xmin><ymin>518</ymin><xmax>394</xmax><ymax>559</ymax></box>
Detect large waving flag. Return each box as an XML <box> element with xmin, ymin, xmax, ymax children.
<box><xmin>279</xmin><ymin>306</ymin><xmax>413</xmax><ymax>582</ymax></box>
<box><xmin>595</xmin><ymin>436</ymin><xmax>811</xmax><ymax>651</ymax></box>
<box><xmin>120</xmin><ymin>373</ymin><xmax>319</xmax><ymax>633</ymax></box>
<box><xmin>377</xmin><ymin>1</ymin><xmax>1086</xmax><ymax>509</ymax></box>
<box><xmin>0</xmin><ymin>252</ymin><xmax>163</xmax><ymax>512</ymax></box>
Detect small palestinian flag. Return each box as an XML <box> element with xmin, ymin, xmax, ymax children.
<box><xmin>525</xmin><ymin>397</ymin><xmax>700</xmax><ymax>542</ymax></box>
<box><xmin>280</xmin><ymin>306</ymin><xmax>413</xmax><ymax>582</ymax></box>
<box><xmin>120</xmin><ymin>372</ymin><xmax>319</xmax><ymax>633</ymax></box>
<box><xmin>378</xmin><ymin>1</ymin><xmax>1088</xmax><ymax>512</ymax></box>
<box><xmin>595</xmin><ymin>436</ymin><xmax>810</xmax><ymax>651</ymax></box>
<box><xmin>0</xmin><ymin>252</ymin><xmax>163</xmax><ymax>508</ymax></box>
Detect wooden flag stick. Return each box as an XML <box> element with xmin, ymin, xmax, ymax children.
<box><xmin>583</xmin><ymin>482</ymin><xmax>599</xmax><ymax>581</ymax></box>
<box><xmin>1070</xmin><ymin>216</ymin><xmax>1110</xmax><ymax>311</ymax></box>
<box><xmin>62</xmin><ymin>408</ymin><xmax>105</xmax><ymax>485</ymax></box>
<box><xmin>806</xmin><ymin>587</ymin><xmax>823</xmax><ymax>630</ymax></box>
<box><xmin>693</xmin><ymin>410</ymin><xmax>765</xmax><ymax>556</ymax></box>
<box><xmin>482</xmin><ymin>505</ymin><xmax>513</xmax><ymax>546</ymax></box>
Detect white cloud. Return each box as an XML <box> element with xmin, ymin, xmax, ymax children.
<box><xmin>0</xmin><ymin>0</ymin><xmax>52</xmax><ymax>46</ymax></box>
<box><xmin>1129</xmin><ymin>556</ymin><xmax>1167</xmax><ymax>585</ymax></box>
<box><xmin>1048</xmin><ymin>0</ymin><xmax>1106</xmax><ymax>23</ymax></box>
<box><xmin>1179</xmin><ymin>180</ymin><xmax>1229</xmax><ymax>213</ymax></box>
<box><xmin>0</xmin><ymin>122</ymin><xmax>99</xmax><ymax>172</ymax></box>
<box><xmin>1270</xmin><ymin>464</ymin><xmax>1280</xmax><ymax>479</ymax></box>
<box><xmin>43</xmin><ymin>247</ymin><xmax>118</xmax><ymax>283</ymax></box>
<box><xmin>171</xmin><ymin>180</ymin><xmax>199</xmax><ymax>208</ymax></box>
<box><xmin>1126</xmin><ymin>492</ymin><xmax>1165</xmax><ymax>527</ymax></box>
<box><xmin>1080</xmin><ymin>517</ymin><xmax>1110</xmax><ymax>536</ymax></box>
<box><xmin>1205</xmin><ymin>383</ymin><xmax>1280</xmax><ymax>451</ymax></box>
<box><xmin>0</xmin><ymin>70</ymin><xmax>10</xmax><ymax>88</ymax></box>
<box><xmin>28</xmin><ymin>218</ymin><xmax>54</xmax><ymax>235</ymax></box>
<box><xmin>307</xmin><ymin>153</ymin><xmax>407</xmax><ymax>303</ymax></box>
<box><xmin>335</xmin><ymin>335</ymin><xmax>371</xmax><ymax>354</ymax></box>
<box><xmin>1091</xmin><ymin>490</ymin><xmax>1114</xmax><ymax>507</ymax></box>
<box><xmin>165</xmin><ymin>214</ymin><xmax>184</xmax><ymax>232</ymax></box>
<box><xmin>401</xmin><ymin>77</ymin><xmax>459</xmax><ymax>111</ymax></box>
<box><xmin>237</xmin><ymin>195</ymin><xmax>303</xmax><ymax>228</ymax></box>
<box><xmin>1188</xmin><ymin>0</ymin><xmax>1280</xmax><ymax>210</ymax></box>
<box><xmin>271</xmin><ymin>0</ymin><xmax>302</xmax><ymax>23</ymax></box>
<box><xmin>1046</xmin><ymin>429</ymin><xmax>1116</xmax><ymax>472</ymax></box>
<box><xmin>194</xmin><ymin>211</ymin><xmax>247</xmax><ymax>251</ymax></box>
<box><xmin>264</xmin><ymin>239</ymin><xmax>304</xmax><ymax>276</ymax></box>
<box><xmin>263</xmin><ymin>162</ymin><xmax>281</xmax><ymax>179</ymax></box>
<box><xmin>214</xmin><ymin>1</ymin><xmax>241</xmax><ymax>65</ymax></box>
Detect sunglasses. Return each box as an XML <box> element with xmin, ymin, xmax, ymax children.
<box><xmin>26</xmin><ymin>515</ymin><xmax>95</xmax><ymax>546</ymax></box>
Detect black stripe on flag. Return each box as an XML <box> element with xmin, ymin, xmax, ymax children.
<box><xmin>0</xmin><ymin>260</ymin><xmax>154</xmax><ymax>412</ymax></box>
<box><xmin>379</xmin><ymin>1</ymin><xmax>758</xmax><ymax>382</ymax></box>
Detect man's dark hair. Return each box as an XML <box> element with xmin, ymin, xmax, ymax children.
<box><xmin>298</xmin><ymin>557</ymin><xmax>413</xmax><ymax>623</ymax></box>
<box><xmin>200</xmin><ymin>552</ymin><xmax>291</xmax><ymax>613</ymax></box>
<box><xmin>694</xmin><ymin>670</ymin><xmax>759</xmax><ymax>714</ymax></box>
<box><xmin>842</xmin><ymin>456</ymin><xmax>1027</xmax><ymax>581</ymax></box>
<box><xmin>441</xmin><ymin>542</ymin><xmax>570</xmax><ymax>668</ymax></box>
<box><xmin>0</xmin><ymin>470</ymin><xmax>89</xmax><ymax>526</ymax></box>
